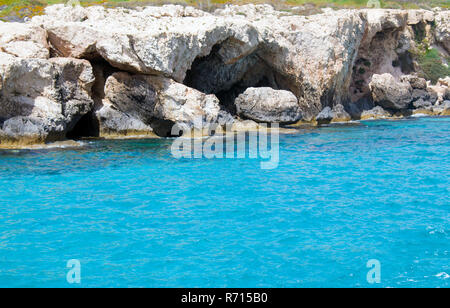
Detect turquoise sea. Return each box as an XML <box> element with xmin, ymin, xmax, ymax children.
<box><xmin>0</xmin><ymin>117</ymin><xmax>449</xmax><ymax>288</ymax></box>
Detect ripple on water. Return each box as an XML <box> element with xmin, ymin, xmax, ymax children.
<box><xmin>0</xmin><ymin>117</ymin><xmax>449</xmax><ymax>287</ymax></box>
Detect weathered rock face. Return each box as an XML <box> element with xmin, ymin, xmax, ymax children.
<box><xmin>0</xmin><ymin>21</ymin><xmax>49</xmax><ymax>59</ymax></box>
<box><xmin>369</xmin><ymin>73</ymin><xmax>413</xmax><ymax>110</ymax></box>
<box><xmin>235</xmin><ymin>87</ymin><xmax>301</xmax><ymax>123</ymax></box>
<box><xmin>29</xmin><ymin>4</ymin><xmax>368</xmax><ymax>121</ymax></box>
<box><xmin>98</xmin><ymin>72</ymin><xmax>220</xmax><ymax>137</ymax></box>
<box><xmin>435</xmin><ymin>11</ymin><xmax>450</xmax><ymax>53</ymax></box>
<box><xmin>0</xmin><ymin>4</ymin><xmax>449</xmax><ymax>147</ymax></box>
<box><xmin>0</xmin><ymin>52</ymin><xmax>94</xmax><ymax>145</ymax></box>
<box><xmin>31</xmin><ymin>4</ymin><xmax>260</xmax><ymax>82</ymax></box>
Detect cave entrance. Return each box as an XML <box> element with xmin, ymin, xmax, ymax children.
<box><xmin>183</xmin><ymin>42</ymin><xmax>285</xmax><ymax>115</ymax></box>
<box><xmin>66</xmin><ymin>112</ymin><xmax>99</xmax><ymax>140</ymax></box>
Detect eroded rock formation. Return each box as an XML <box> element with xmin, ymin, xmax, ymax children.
<box><xmin>0</xmin><ymin>4</ymin><xmax>449</xmax><ymax>147</ymax></box>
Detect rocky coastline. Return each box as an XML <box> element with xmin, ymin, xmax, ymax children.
<box><xmin>0</xmin><ymin>4</ymin><xmax>449</xmax><ymax>148</ymax></box>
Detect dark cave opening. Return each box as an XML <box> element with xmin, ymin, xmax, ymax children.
<box><xmin>66</xmin><ymin>111</ymin><xmax>99</xmax><ymax>140</ymax></box>
<box><xmin>183</xmin><ymin>42</ymin><xmax>285</xmax><ymax>115</ymax></box>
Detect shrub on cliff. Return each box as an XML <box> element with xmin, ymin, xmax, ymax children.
<box><xmin>415</xmin><ymin>48</ymin><xmax>450</xmax><ymax>84</ymax></box>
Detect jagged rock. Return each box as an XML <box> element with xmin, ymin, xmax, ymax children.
<box><xmin>443</xmin><ymin>88</ymin><xmax>450</xmax><ymax>101</ymax></box>
<box><xmin>0</xmin><ymin>21</ymin><xmax>49</xmax><ymax>59</ymax></box>
<box><xmin>369</xmin><ymin>73</ymin><xmax>413</xmax><ymax>110</ymax></box>
<box><xmin>441</xmin><ymin>101</ymin><xmax>450</xmax><ymax>116</ymax></box>
<box><xmin>235</xmin><ymin>87</ymin><xmax>301</xmax><ymax>123</ymax></box>
<box><xmin>0</xmin><ymin>117</ymin><xmax>48</xmax><ymax>145</ymax></box>
<box><xmin>0</xmin><ymin>53</ymin><xmax>94</xmax><ymax>145</ymax></box>
<box><xmin>315</xmin><ymin>107</ymin><xmax>333</xmax><ymax>125</ymax></box>
<box><xmin>330</xmin><ymin>104</ymin><xmax>352</xmax><ymax>122</ymax></box>
<box><xmin>31</xmin><ymin>5</ymin><xmax>259</xmax><ymax>82</ymax></box>
<box><xmin>100</xmin><ymin>72</ymin><xmax>220</xmax><ymax>136</ymax></box>
<box><xmin>315</xmin><ymin>104</ymin><xmax>351</xmax><ymax>125</ymax></box>
<box><xmin>30</xmin><ymin>4</ymin><xmax>368</xmax><ymax>121</ymax></box>
<box><xmin>432</xmin><ymin>100</ymin><xmax>450</xmax><ymax>116</ymax></box>
<box><xmin>434</xmin><ymin>11</ymin><xmax>450</xmax><ymax>53</ymax></box>
<box><xmin>253</xmin><ymin>9</ymin><xmax>366</xmax><ymax>120</ymax></box>
<box><xmin>413</xmin><ymin>99</ymin><xmax>432</xmax><ymax>109</ymax></box>
<box><xmin>217</xmin><ymin>110</ymin><xmax>235</xmax><ymax>126</ymax></box>
<box><xmin>428</xmin><ymin>78</ymin><xmax>449</xmax><ymax>102</ymax></box>
<box><xmin>400</xmin><ymin>75</ymin><xmax>427</xmax><ymax>90</ymax></box>
<box><xmin>411</xmin><ymin>88</ymin><xmax>438</xmax><ymax>105</ymax></box>
<box><xmin>103</xmin><ymin>72</ymin><xmax>157</xmax><ymax>124</ymax></box>
<box><xmin>0</xmin><ymin>4</ymin><xmax>447</xmax><ymax>147</ymax></box>
<box><xmin>360</xmin><ymin>106</ymin><xmax>392</xmax><ymax>120</ymax></box>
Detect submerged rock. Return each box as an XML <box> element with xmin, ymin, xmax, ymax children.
<box><xmin>235</xmin><ymin>87</ymin><xmax>301</xmax><ymax>123</ymax></box>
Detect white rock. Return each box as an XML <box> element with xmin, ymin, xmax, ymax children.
<box><xmin>0</xmin><ymin>53</ymin><xmax>94</xmax><ymax>144</ymax></box>
<box><xmin>0</xmin><ymin>21</ymin><xmax>49</xmax><ymax>59</ymax></box>
<box><xmin>235</xmin><ymin>87</ymin><xmax>301</xmax><ymax>123</ymax></box>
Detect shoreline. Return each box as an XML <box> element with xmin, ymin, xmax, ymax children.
<box><xmin>1</xmin><ymin>115</ymin><xmax>448</xmax><ymax>151</ymax></box>
<box><xmin>0</xmin><ymin>4</ymin><xmax>449</xmax><ymax>150</ymax></box>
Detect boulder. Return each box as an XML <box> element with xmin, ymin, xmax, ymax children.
<box><xmin>330</xmin><ymin>104</ymin><xmax>352</xmax><ymax>123</ymax></box>
<box><xmin>360</xmin><ymin>106</ymin><xmax>392</xmax><ymax>120</ymax></box>
<box><xmin>428</xmin><ymin>78</ymin><xmax>449</xmax><ymax>102</ymax></box>
<box><xmin>235</xmin><ymin>87</ymin><xmax>302</xmax><ymax>123</ymax></box>
<box><xmin>315</xmin><ymin>104</ymin><xmax>351</xmax><ymax>125</ymax></box>
<box><xmin>369</xmin><ymin>73</ymin><xmax>413</xmax><ymax>110</ymax></box>
<box><xmin>315</xmin><ymin>107</ymin><xmax>333</xmax><ymax>125</ymax></box>
<box><xmin>0</xmin><ymin>21</ymin><xmax>49</xmax><ymax>59</ymax></box>
<box><xmin>0</xmin><ymin>53</ymin><xmax>95</xmax><ymax>145</ymax></box>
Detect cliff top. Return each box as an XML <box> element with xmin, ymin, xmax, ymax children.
<box><xmin>1</xmin><ymin>0</ymin><xmax>449</xmax><ymax>22</ymax></box>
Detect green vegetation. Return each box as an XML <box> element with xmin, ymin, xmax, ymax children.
<box><xmin>410</xmin><ymin>22</ymin><xmax>449</xmax><ymax>84</ymax></box>
<box><xmin>1</xmin><ymin>0</ymin><xmax>449</xmax><ymax>20</ymax></box>
<box><xmin>415</xmin><ymin>48</ymin><xmax>450</xmax><ymax>84</ymax></box>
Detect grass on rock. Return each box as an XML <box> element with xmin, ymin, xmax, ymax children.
<box><xmin>0</xmin><ymin>0</ymin><xmax>449</xmax><ymax>20</ymax></box>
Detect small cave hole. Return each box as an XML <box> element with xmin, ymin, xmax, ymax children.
<box><xmin>66</xmin><ymin>112</ymin><xmax>99</xmax><ymax>140</ymax></box>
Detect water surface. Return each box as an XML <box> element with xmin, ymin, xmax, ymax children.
<box><xmin>0</xmin><ymin>117</ymin><xmax>449</xmax><ymax>287</ymax></box>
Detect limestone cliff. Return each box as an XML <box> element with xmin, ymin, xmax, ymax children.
<box><xmin>0</xmin><ymin>4</ymin><xmax>449</xmax><ymax>147</ymax></box>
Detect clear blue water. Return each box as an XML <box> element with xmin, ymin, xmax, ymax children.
<box><xmin>0</xmin><ymin>117</ymin><xmax>449</xmax><ymax>288</ymax></box>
